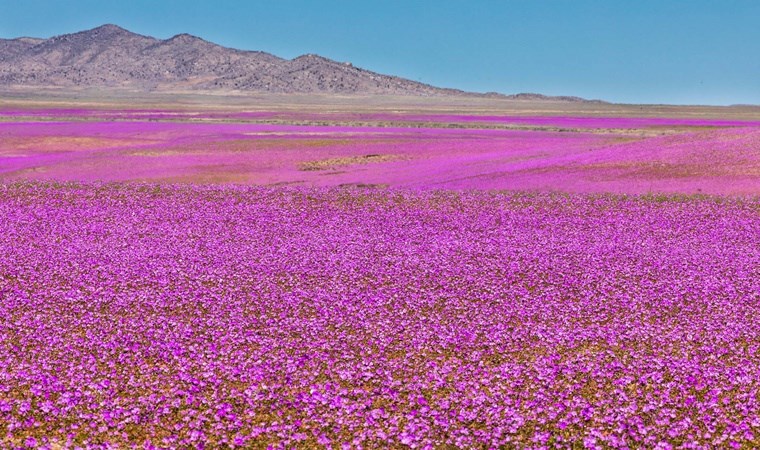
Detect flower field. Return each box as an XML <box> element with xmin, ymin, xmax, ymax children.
<box><xmin>2</xmin><ymin>110</ymin><xmax>760</xmax><ymax>194</ymax></box>
<box><xmin>1</xmin><ymin>183</ymin><xmax>759</xmax><ymax>448</ymax></box>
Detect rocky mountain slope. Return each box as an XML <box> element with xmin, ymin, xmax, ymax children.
<box><xmin>0</xmin><ymin>24</ymin><xmax>598</xmax><ymax>100</ymax></box>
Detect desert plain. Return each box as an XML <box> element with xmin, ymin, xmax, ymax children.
<box><xmin>1</xmin><ymin>90</ymin><xmax>760</xmax><ymax>448</ymax></box>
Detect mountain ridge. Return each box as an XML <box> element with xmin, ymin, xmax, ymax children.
<box><xmin>0</xmin><ymin>24</ymin><xmax>604</xmax><ymax>101</ymax></box>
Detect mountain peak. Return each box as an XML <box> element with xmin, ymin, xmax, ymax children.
<box><xmin>167</xmin><ymin>33</ymin><xmax>204</xmax><ymax>43</ymax></box>
<box><xmin>42</xmin><ymin>23</ymin><xmax>151</xmax><ymax>45</ymax></box>
<box><xmin>83</xmin><ymin>24</ymin><xmax>137</xmax><ymax>37</ymax></box>
<box><xmin>93</xmin><ymin>24</ymin><xmax>127</xmax><ymax>32</ymax></box>
<box><xmin>162</xmin><ymin>33</ymin><xmax>217</xmax><ymax>49</ymax></box>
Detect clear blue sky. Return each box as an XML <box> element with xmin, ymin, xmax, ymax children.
<box><xmin>1</xmin><ymin>0</ymin><xmax>758</xmax><ymax>105</ymax></box>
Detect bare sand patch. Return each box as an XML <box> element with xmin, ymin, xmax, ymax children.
<box><xmin>0</xmin><ymin>136</ymin><xmax>157</xmax><ymax>154</ymax></box>
<box><xmin>298</xmin><ymin>154</ymin><xmax>403</xmax><ymax>171</ymax></box>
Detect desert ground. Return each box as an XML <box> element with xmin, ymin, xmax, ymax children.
<box><xmin>1</xmin><ymin>91</ymin><xmax>759</xmax><ymax>448</ymax></box>
<box><xmin>3</xmin><ymin>90</ymin><xmax>760</xmax><ymax>194</ymax></box>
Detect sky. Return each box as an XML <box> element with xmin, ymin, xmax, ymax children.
<box><xmin>1</xmin><ymin>0</ymin><xmax>758</xmax><ymax>105</ymax></box>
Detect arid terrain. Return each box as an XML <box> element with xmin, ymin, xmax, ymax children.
<box><xmin>2</xmin><ymin>93</ymin><xmax>760</xmax><ymax>194</ymax></box>
<box><xmin>1</xmin><ymin>79</ymin><xmax>760</xmax><ymax>449</ymax></box>
<box><xmin>1</xmin><ymin>24</ymin><xmax>605</xmax><ymax>100</ymax></box>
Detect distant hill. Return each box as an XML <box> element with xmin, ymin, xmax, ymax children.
<box><xmin>0</xmin><ymin>24</ymin><xmax>602</xmax><ymax>101</ymax></box>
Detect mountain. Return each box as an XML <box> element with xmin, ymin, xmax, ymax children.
<box><xmin>0</xmin><ymin>24</ymin><xmax>600</xmax><ymax>100</ymax></box>
<box><xmin>0</xmin><ymin>37</ymin><xmax>43</xmax><ymax>61</ymax></box>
